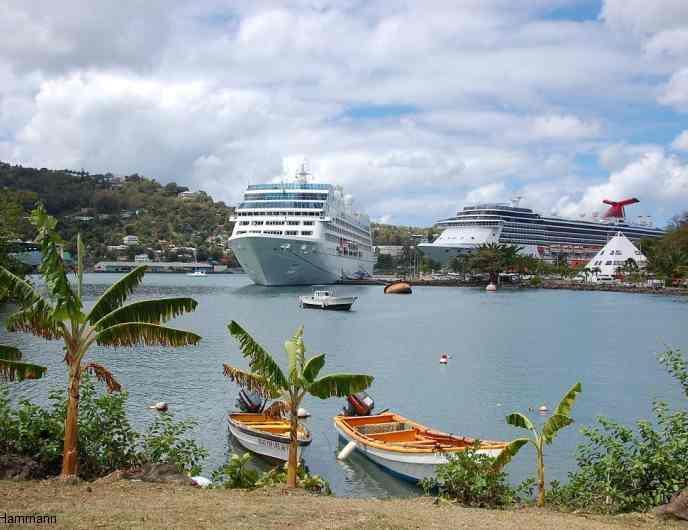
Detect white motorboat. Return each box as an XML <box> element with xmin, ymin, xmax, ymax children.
<box><xmin>299</xmin><ymin>287</ymin><xmax>357</xmax><ymax>311</ymax></box>
<box><xmin>187</xmin><ymin>270</ymin><xmax>207</xmax><ymax>277</ymax></box>
<box><xmin>228</xmin><ymin>412</ymin><xmax>311</xmax><ymax>461</ymax></box>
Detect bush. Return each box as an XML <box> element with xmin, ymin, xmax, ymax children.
<box><xmin>420</xmin><ymin>442</ymin><xmax>533</xmax><ymax>508</ymax></box>
<box><xmin>1</xmin><ymin>376</ymin><xmax>207</xmax><ymax>479</ymax></box>
<box><xmin>140</xmin><ymin>412</ymin><xmax>208</xmax><ymax>476</ymax></box>
<box><xmin>548</xmin><ymin>349</ymin><xmax>688</xmax><ymax>513</ymax></box>
<box><xmin>212</xmin><ymin>453</ymin><xmax>331</xmax><ymax>494</ymax></box>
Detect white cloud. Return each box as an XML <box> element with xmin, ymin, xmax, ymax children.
<box><xmin>659</xmin><ymin>68</ymin><xmax>688</xmax><ymax>111</ymax></box>
<box><xmin>465</xmin><ymin>182</ymin><xmax>507</xmax><ymax>204</ymax></box>
<box><xmin>601</xmin><ymin>0</ymin><xmax>688</xmax><ymax>34</ymax></box>
<box><xmin>530</xmin><ymin>114</ymin><xmax>601</xmax><ymax>140</ymax></box>
<box><xmin>672</xmin><ymin>130</ymin><xmax>688</xmax><ymax>151</ymax></box>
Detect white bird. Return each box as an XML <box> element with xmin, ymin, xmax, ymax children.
<box><xmin>149</xmin><ymin>401</ymin><xmax>168</xmax><ymax>412</ymax></box>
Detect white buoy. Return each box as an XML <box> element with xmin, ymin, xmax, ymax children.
<box><xmin>538</xmin><ymin>405</ymin><xmax>549</xmax><ymax>414</ymax></box>
<box><xmin>297</xmin><ymin>407</ymin><xmax>310</xmax><ymax>418</ymax></box>
<box><xmin>439</xmin><ymin>354</ymin><xmax>449</xmax><ymax>365</ymax></box>
<box><xmin>486</xmin><ymin>283</ymin><xmax>497</xmax><ymax>292</ymax></box>
<box><xmin>148</xmin><ymin>401</ymin><xmax>168</xmax><ymax>412</ymax></box>
<box><xmin>337</xmin><ymin>440</ymin><xmax>357</xmax><ymax>460</ymax></box>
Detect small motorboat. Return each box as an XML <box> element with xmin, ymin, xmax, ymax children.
<box><xmin>384</xmin><ymin>280</ymin><xmax>412</xmax><ymax>294</ymax></box>
<box><xmin>228</xmin><ymin>412</ymin><xmax>312</xmax><ymax>461</ymax></box>
<box><xmin>334</xmin><ymin>412</ymin><xmax>507</xmax><ymax>482</ymax></box>
<box><xmin>187</xmin><ymin>270</ymin><xmax>207</xmax><ymax>277</ymax></box>
<box><xmin>439</xmin><ymin>354</ymin><xmax>449</xmax><ymax>365</ymax></box>
<box><xmin>299</xmin><ymin>287</ymin><xmax>357</xmax><ymax>310</ymax></box>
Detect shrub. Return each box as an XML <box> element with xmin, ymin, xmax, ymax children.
<box><xmin>1</xmin><ymin>377</ymin><xmax>207</xmax><ymax>479</ymax></box>
<box><xmin>140</xmin><ymin>412</ymin><xmax>208</xmax><ymax>476</ymax></box>
<box><xmin>212</xmin><ymin>453</ymin><xmax>259</xmax><ymax>489</ymax></box>
<box><xmin>420</xmin><ymin>442</ymin><xmax>533</xmax><ymax>508</ymax></box>
<box><xmin>548</xmin><ymin>349</ymin><xmax>688</xmax><ymax>513</ymax></box>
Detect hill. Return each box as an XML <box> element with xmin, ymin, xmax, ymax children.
<box><xmin>0</xmin><ymin>162</ymin><xmax>234</xmax><ymax>264</ymax></box>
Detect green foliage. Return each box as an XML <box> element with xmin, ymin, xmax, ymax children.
<box><xmin>212</xmin><ymin>454</ymin><xmax>332</xmax><ymax>494</ymax></box>
<box><xmin>421</xmin><ymin>442</ymin><xmax>534</xmax><ymax>508</ymax></box>
<box><xmin>548</xmin><ymin>350</ymin><xmax>688</xmax><ymax>514</ymax></box>
<box><xmin>0</xmin><ymin>376</ymin><xmax>207</xmax><ymax>479</ymax></box>
<box><xmin>0</xmin><ymin>344</ymin><xmax>47</xmax><ymax>382</ymax></box>
<box><xmin>467</xmin><ymin>243</ymin><xmax>522</xmax><ymax>283</ymax></box>
<box><xmin>140</xmin><ymin>412</ymin><xmax>208</xmax><ymax>476</ymax></box>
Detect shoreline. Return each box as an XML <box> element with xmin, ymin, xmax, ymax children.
<box><xmin>340</xmin><ymin>278</ymin><xmax>688</xmax><ymax>296</ymax></box>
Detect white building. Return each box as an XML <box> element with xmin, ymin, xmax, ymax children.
<box><xmin>134</xmin><ymin>254</ymin><xmax>151</xmax><ymax>262</ymax></box>
<box><xmin>373</xmin><ymin>245</ymin><xmax>406</xmax><ymax>258</ymax></box>
<box><xmin>585</xmin><ymin>231</ymin><xmax>646</xmax><ymax>281</ymax></box>
<box><xmin>123</xmin><ymin>235</ymin><xmax>139</xmax><ymax>246</ymax></box>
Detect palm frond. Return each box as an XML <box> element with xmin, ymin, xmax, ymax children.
<box><xmin>95</xmin><ymin>323</ymin><xmax>201</xmax><ymax>348</ymax></box>
<box><xmin>87</xmin><ymin>265</ymin><xmax>147</xmax><ymax>324</ymax></box>
<box><xmin>505</xmin><ymin>412</ymin><xmax>536</xmax><ymax>433</ymax></box>
<box><xmin>302</xmin><ymin>353</ymin><xmax>326</xmax><ymax>383</ymax></box>
<box><xmin>82</xmin><ymin>362</ymin><xmax>122</xmax><ymax>393</ymax></box>
<box><xmin>284</xmin><ymin>325</ymin><xmax>305</xmax><ymax>382</ymax></box>
<box><xmin>6</xmin><ymin>300</ymin><xmax>63</xmax><ymax>339</ymax></box>
<box><xmin>492</xmin><ymin>438</ymin><xmax>530</xmax><ymax>471</ymax></box>
<box><xmin>227</xmin><ymin>321</ymin><xmax>287</xmax><ymax>389</ymax></box>
<box><xmin>30</xmin><ymin>205</ymin><xmax>82</xmax><ymax>321</ymax></box>
<box><xmin>223</xmin><ymin>364</ymin><xmax>281</xmax><ymax>399</ymax></box>
<box><xmin>94</xmin><ymin>297</ymin><xmax>198</xmax><ymax>330</ymax></box>
<box><xmin>542</xmin><ymin>414</ymin><xmax>574</xmax><ymax>445</ymax></box>
<box><xmin>308</xmin><ymin>373</ymin><xmax>373</xmax><ymax>399</ymax></box>
<box><xmin>263</xmin><ymin>399</ymin><xmax>290</xmax><ymax>418</ymax></box>
<box><xmin>0</xmin><ymin>266</ymin><xmax>41</xmax><ymax>306</ymax></box>
<box><xmin>552</xmin><ymin>382</ymin><xmax>582</xmax><ymax>418</ymax></box>
<box><xmin>0</xmin><ymin>345</ymin><xmax>47</xmax><ymax>382</ymax></box>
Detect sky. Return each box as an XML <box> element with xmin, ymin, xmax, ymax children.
<box><xmin>1</xmin><ymin>1</ymin><xmax>688</xmax><ymax>227</ymax></box>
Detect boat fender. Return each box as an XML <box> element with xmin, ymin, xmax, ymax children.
<box><xmin>337</xmin><ymin>440</ymin><xmax>357</xmax><ymax>460</ymax></box>
<box><xmin>297</xmin><ymin>407</ymin><xmax>310</xmax><ymax>418</ymax></box>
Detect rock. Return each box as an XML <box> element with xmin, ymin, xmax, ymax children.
<box><xmin>95</xmin><ymin>469</ymin><xmax>126</xmax><ymax>483</ymax></box>
<box><xmin>122</xmin><ymin>463</ymin><xmax>195</xmax><ymax>486</ymax></box>
<box><xmin>0</xmin><ymin>454</ymin><xmax>43</xmax><ymax>480</ymax></box>
<box><xmin>655</xmin><ymin>488</ymin><xmax>688</xmax><ymax>521</ymax></box>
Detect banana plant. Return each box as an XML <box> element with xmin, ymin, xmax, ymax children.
<box><xmin>0</xmin><ymin>344</ymin><xmax>47</xmax><ymax>382</ymax></box>
<box><xmin>223</xmin><ymin>321</ymin><xmax>373</xmax><ymax>488</ymax></box>
<box><xmin>493</xmin><ymin>382</ymin><xmax>582</xmax><ymax>507</ymax></box>
<box><xmin>0</xmin><ymin>205</ymin><xmax>201</xmax><ymax>479</ymax></box>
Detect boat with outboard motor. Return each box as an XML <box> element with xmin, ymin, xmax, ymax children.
<box><xmin>228</xmin><ymin>389</ymin><xmax>312</xmax><ymax>461</ymax></box>
<box><xmin>299</xmin><ymin>286</ymin><xmax>357</xmax><ymax>310</ymax></box>
<box><xmin>334</xmin><ymin>393</ymin><xmax>507</xmax><ymax>482</ymax></box>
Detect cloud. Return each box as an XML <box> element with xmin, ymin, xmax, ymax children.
<box><xmin>465</xmin><ymin>182</ymin><xmax>507</xmax><ymax>204</ymax></box>
<box><xmin>659</xmin><ymin>68</ymin><xmax>688</xmax><ymax>111</ymax></box>
<box><xmin>557</xmin><ymin>150</ymin><xmax>688</xmax><ymax>222</ymax></box>
<box><xmin>672</xmin><ymin>130</ymin><xmax>688</xmax><ymax>151</ymax></box>
<box><xmin>530</xmin><ymin>114</ymin><xmax>601</xmax><ymax>140</ymax></box>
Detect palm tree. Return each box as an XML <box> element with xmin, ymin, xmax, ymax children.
<box><xmin>0</xmin><ymin>344</ymin><xmax>47</xmax><ymax>382</ymax></box>
<box><xmin>223</xmin><ymin>321</ymin><xmax>373</xmax><ymax>488</ymax></box>
<box><xmin>0</xmin><ymin>205</ymin><xmax>201</xmax><ymax>479</ymax></box>
<box><xmin>493</xmin><ymin>382</ymin><xmax>582</xmax><ymax>507</ymax></box>
<box><xmin>468</xmin><ymin>243</ymin><xmax>522</xmax><ymax>284</ymax></box>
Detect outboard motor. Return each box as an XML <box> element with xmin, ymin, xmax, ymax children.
<box><xmin>235</xmin><ymin>389</ymin><xmax>265</xmax><ymax>413</ymax></box>
<box><xmin>342</xmin><ymin>392</ymin><xmax>375</xmax><ymax>416</ymax></box>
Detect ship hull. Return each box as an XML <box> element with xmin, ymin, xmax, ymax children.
<box><xmin>418</xmin><ymin>242</ymin><xmax>541</xmax><ymax>265</ymax></box>
<box><xmin>229</xmin><ymin>235</ymin><xmax>375</xmax><ymax>286</ymax></box>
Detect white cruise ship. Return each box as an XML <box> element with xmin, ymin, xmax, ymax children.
<box><xmin>418</xmin><ymin>197</ymin><xmax>664</xmax><ymax>266</ymax></box>
<box><xmin>229</xmin><ymin>166</ymin><xmax>375</xmax><ymax>286</ymax></box>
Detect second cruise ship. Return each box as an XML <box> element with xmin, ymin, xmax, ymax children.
<box><xmin>418</xmin><ymin>197</ymin><xmax>664</xmax><ymax>265</ymax></box>
<box><xmin>229</xmin><ymin>166</ymin><xmax>375</xmax><ymax>286</ymax></box>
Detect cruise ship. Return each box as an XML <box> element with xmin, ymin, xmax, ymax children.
<box><xmin>228</xmin><ymin>166</ymin><xmax>375</xmax><ymax>286</ymax></box>
<box><xmin>418</xmin><ymin>198</ymin><xmax>665</xmax><ymax>265</ymax></box>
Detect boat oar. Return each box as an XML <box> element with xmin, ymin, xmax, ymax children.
<box><xmin>337</xmin><ymin>440</ymin><xmax>357</xmax><ymax>460</ymax></box>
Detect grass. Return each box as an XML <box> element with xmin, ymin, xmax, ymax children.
<box><xmin>1</xmin><ymin>480</ymin><xmax>684</xmax><ymax>529</ymax></box>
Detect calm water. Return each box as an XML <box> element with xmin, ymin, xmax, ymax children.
<box><xmin>2</xmin><ymin>273</ymin><xmax>686</xmax><ymax>497</ymax></box>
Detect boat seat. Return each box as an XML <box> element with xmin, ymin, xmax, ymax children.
<box><xmin>366</xmin><ymin>429</ymin><xmax>418</xmax><ymax>442</ymax></box>
<box><xmin>357</xmin><ymin>422</ymin><xmax>409</xmax><ymax>435</ymax></box>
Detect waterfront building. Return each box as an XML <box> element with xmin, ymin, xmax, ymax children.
<box><xmin>122</xmin><ymin>235</ymin><xmax>139</xmax><ymax>246</ymax></box>
<box><xmin>585</xmin><ymin>232</ymin><xmax>646</xmax><ymax>281</ymax></box>
<box><xmin>94</xmin><ymin>261</ymin><xmax>213</xmax><ymax>273</ymax></box>
<box><xmin>373</xmin><ymin>245</ymin><xmax>406</xmax><ymax>258</ymax></box>
<box><xmin>418</xmin><ymin>197</ymin><xmax>664</xmax><ymax>265</ymax></box>
<box><xmin>228</xmin><ymin>163</ymin><xmax>375</xmax><ymax>286</ymax></box>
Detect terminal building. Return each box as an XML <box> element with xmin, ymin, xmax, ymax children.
<box><xmin>93</xmin><ymin>261</ymin><xmax>214</xmax><ymax>273</ymax></box>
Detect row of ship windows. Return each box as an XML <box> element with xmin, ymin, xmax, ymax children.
<box><xmin>236</xmin><ymin>211</ymin><xmax>322</xmax><ymax>217</ymax></box>
<box><xmin>236</xmin><ymin>230</ymin><xmax>313</xmax><ymax>236</ymax></box>
<box><xmin>243</xmin><ymin>192</ymin><xmax>329</xmax><ymax>201</ymax></box>
<box><xmin>324</xmin><ymin>233</ymin><xmax>372</xmax><ymax>252</ymax></box>
<box><xmin>331</xmin><ymin>215</ymin><xmax>370</xmax><ymax>235</ymax></box>
<box><xmin>240</xmin><ymin>220</ymin><xmax>314</xmax><ymax>226</ymax></box>
<box><xmin>247</xmin><ymin>183</ymin><xmax>331</xmax><ymax>190</ymax></box>
<box><xmin>326</xmin><ymin>224</ymin><xmax>371</xmax><ymax>246</ymax></box>
<box><xmin>238</xmin><ymin>201</ymin><xmax>325</xmax><ymax>209</ymax></box>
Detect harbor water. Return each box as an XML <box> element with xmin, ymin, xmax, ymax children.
<box><xmin>2</xmin><ymin>273</ymin><xmax>686</xmax><ymax>497</ymax></box>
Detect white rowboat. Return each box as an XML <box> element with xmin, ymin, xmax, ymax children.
<box><xmin>228</xmin><ymin>413</ymin><xmax>311</xmax><ymax>461</ymax></box>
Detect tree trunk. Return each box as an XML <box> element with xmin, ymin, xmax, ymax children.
<box><xmin>286</xmin><ymin>404</ymin><xmax>298</xmax><ymax>488</ymax></box>
<box><xmin>60</xmin><ymin>362</ymin><xmax>81</xmax><ymax>479</ymax></box>
<box><xmin>536</xmin><ymin>449</ymin><xmax>545</xmax><ymax>507</ymax></box>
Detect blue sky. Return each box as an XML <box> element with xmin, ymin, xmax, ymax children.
<box><xmin>0</xmin><ymin>0</ymin><xmax>687</xmax><ymax>227</ymax></box>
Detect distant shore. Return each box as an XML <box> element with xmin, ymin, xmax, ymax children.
<box><xmin>340</xmin><ymin>277</ymin><xmax>688</xmax><ymax>296</ymax></box>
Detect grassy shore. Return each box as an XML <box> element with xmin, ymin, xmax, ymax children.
<box><xmin>2</xmin><ymin>480</ymin><xmax>684</xmax><ymax>529</ymax></box>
